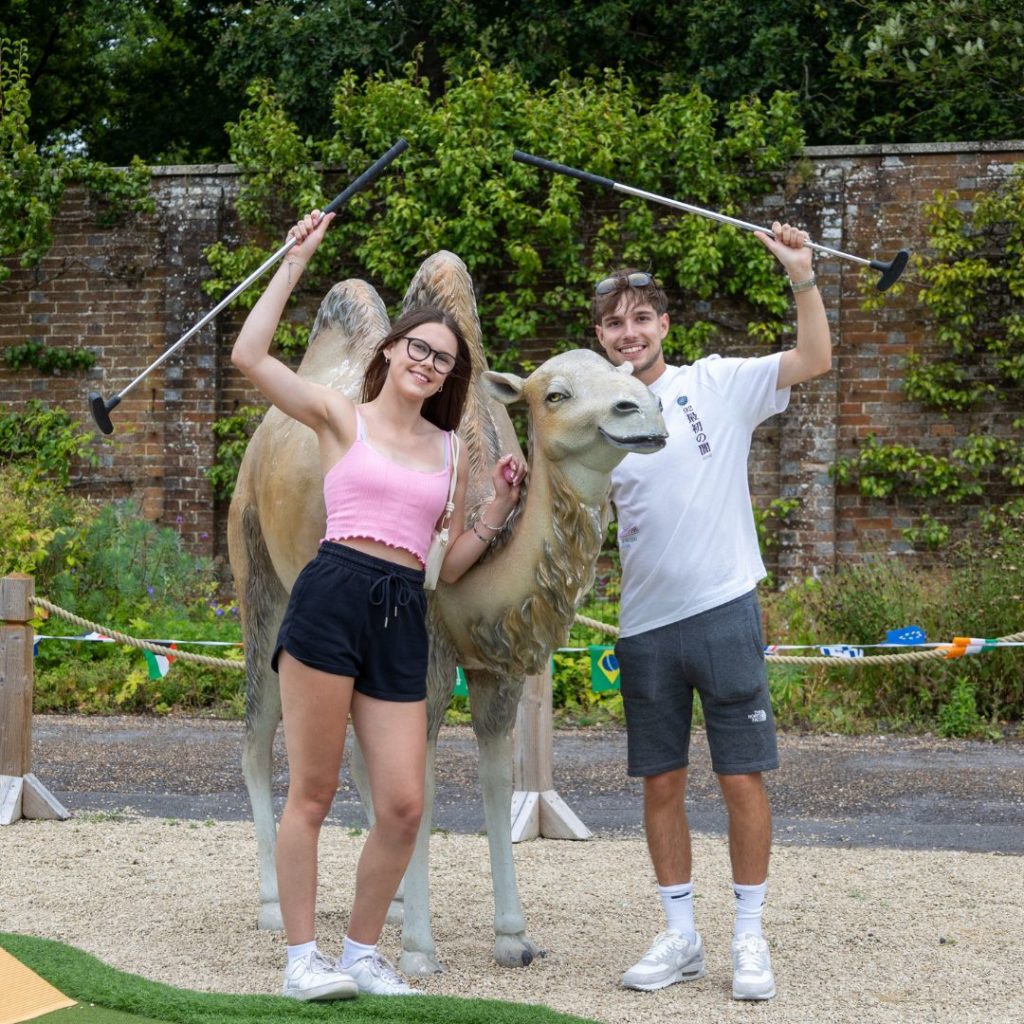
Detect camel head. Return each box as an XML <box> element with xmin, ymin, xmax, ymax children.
<box><xmin>482</xmin><ymin>349</ymin><xmax>667</xmax><ymax>504</ymax></box>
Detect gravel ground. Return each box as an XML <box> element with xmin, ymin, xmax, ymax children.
<box><xmin>1</xmin><ymin>819</ymin><xmax>1020</xmax><ymax>1024</ymax></box>
<box><xmin>3</xmin><ymin>716</ymin><xmax>1023</xmax><ymax>1023</ymax></box>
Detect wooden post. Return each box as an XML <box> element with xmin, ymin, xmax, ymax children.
<box><xmin>510</xmin><ymin>662</ymin><xmax>591</xmax><ymax>842</ymax></box>
<box><xmin>0</xmin><ymin>574</ymin><xmax>69</xmax><ymax>825</ymax></box>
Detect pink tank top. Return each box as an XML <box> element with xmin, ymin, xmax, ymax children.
<box><xmin>322</xmin><ymin>411</ymin><xmax>452</xmax><ymax>566</ymax></box>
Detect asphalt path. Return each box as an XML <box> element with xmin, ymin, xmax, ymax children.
<box><xmin>26</xmin><ymin>714</ymin><xmax>1024</xmax><ymax>854</ymax></box>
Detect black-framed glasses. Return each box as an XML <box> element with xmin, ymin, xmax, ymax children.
<box><xmin>403</xmin><ymin>335</ymin><xmax>457</xmax><ymax>374</ymax></box>
<box><xmin>594</xmin><ymin>271</ymin><xmax>657</xmax><ymax>295</ymax></box>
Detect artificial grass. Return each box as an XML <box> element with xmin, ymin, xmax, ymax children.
<box><xmin>0</xmin><ymin>934</ymin><xmax>597</xmax><ymax>1024</ymax></box>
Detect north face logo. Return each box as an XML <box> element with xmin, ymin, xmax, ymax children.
<box><xmin>748</xmin><ymin>709</ymin><xmax>767</xmax><ymax>723</ymax></box>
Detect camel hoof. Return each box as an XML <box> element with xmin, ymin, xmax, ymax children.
<box><xmin>385</xmin><ymin>898</ymin><xmax>404</xmax><ymax>927</ymax></box>
<box><xmin>257</xmin><ymin>902</ymin><xmax>284</xmax><ymax>931</ymax></box>
<box><xmin>399</xmin><ymin>951</ymin><xmax>444</xmax><ymax>977</ymax></box>
<box><xmin>494</xmin><ymin>934</ymin><xmax>545</xmax><ymax>968</ymax></box>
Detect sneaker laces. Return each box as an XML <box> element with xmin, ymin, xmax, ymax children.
<box><xmin>310</xmin><ymin>950</ymin><xmax>340</xmax><ymax>973</ymax></box>
<box><xmin>734</xmin><ymin>935</ymin><xmax>767</xmax><ymax>972</ymax></box>
<box><xmin>368</xmin><ymin>952</ymin><xmax>405</xmax><ymax>985</ymax></box>
<box><xmin>646</xmin><ymin>930</ymin><xmax>688</xmax><ymax>961</ymax></box>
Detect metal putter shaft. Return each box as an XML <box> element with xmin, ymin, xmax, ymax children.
<box><xmin>512</xmin><ymin>150</ymin><xmax>910</xmax><ymax>293</ymax></box>
<box><xmin>88</xmin><ymin>138</ymin><xmax>410</xmax><ymax>435</ymax></box>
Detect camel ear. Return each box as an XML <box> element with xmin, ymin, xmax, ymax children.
<box><xmin>482</xmin><ymin>370</ymin><xmax>525</xmax><ymax>406</ymax></box>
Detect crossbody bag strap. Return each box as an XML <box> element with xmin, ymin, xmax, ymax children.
<box><xmin>438</xmin><ymin>432</ymin><xmax>459</xmax><ymax>533</ymax></box>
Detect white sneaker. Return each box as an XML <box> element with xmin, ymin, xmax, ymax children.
<box><xmin>620</xmin><ymin>929</ymin><xmax>705</xmax><ymax>991</ymax></box>
<box><xmin>344</xmin><ymin>952</ymin><xmax>420</xmax><ymax>996</ymax></box>
<box><xmin>281</xmin><ymin>950</ymin><xmax>358</xmax><ymax>1001</ymax></box>
<box><xmin>731</xmin><ymin>933</ymin><xmax>776</xmax><ymax>1000</ymax></box>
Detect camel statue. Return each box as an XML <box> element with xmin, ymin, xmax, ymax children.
<box><xmin>228</xmin><ymin>250</ymin><xmax>667</xmax><ymax>975</ymax></box>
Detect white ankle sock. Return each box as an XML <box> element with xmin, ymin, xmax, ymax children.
<box><xmin>733</xmin><ymin>880</ymin><xmax>768</xmax><ymax>938</ymax></box>
<box><xmin>286</xmin><ymin>940</ymin><xmax>318</xmax><ymax>964</ymax></box>
<box><xmin>657</xmin><ymin>882</ymin><xmax>695</xmax><ymax>942</ymax></box>
<box><xmin>339</xmin><ymin>936</ymin><xmax>376</xmax><ymax>969</ymax></box>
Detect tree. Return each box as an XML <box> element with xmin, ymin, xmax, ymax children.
<box><xmin>2</xmin><ymin>0</ymin><xmax>239</xmax><ymax>163</ymax></box>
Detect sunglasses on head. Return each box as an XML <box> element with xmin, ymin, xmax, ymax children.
<box><xmin>594</xmin><ymin>271</ymin><xmax>657</xmax><ymax>295</ymax></box>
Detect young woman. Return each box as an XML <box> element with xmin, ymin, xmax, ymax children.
<box><xmin>232</xmin><ymin>210</ymin><xmax>524</xmax><ymax>999</ymax></box>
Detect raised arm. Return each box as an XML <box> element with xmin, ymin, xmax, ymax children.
<box><xmin>755</xmin><ymin>221</ymin><xmax>832</xmax><ymax>390</ymax></box>
<box><xmin>231</xmin><ymin>210</ymin><xmax>348</xmax><ymax>431</ymax></box>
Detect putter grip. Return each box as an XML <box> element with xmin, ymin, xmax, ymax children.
<box><xmin>323</xmin><ymin>138</ymin><xmax>409</xmax><ymax>213</ymax></box>
<box><xmin>513</xmin><ymin>150</ymin><xmax>615</xmax><ymax>189</ymax></box>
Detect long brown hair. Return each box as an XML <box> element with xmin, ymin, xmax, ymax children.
<box><xmin>361</xmin><ymin>306</ymin><xmax>471</xmax><ymax>431</ymax></box>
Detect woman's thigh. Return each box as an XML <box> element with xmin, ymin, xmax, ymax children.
<box><xmin>279</xmin><ymin>651</ymin><xmax>353</xmax><ymax>794</ymax></box>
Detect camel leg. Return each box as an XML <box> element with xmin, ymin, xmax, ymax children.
<box><xmin>397</xmin><ymin>738</ymin><xmax>442</xmax><ymax>975</ymax></box>
<box><xmin>242</xmin><ymin>667</ymin><xmax>283</xmax><ymax>930</ymax></box>
<box><xmin>471</xmin><ymin>676</ymin><xmax>545</xmax><ymax>968</ymax></box>
<box><xmin>234</xmin><ymin>504</ymin><xmax>289</xmax><ymax>930</ymax></box>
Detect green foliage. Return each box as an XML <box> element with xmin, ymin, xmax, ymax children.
<box><xmin>207</xmin><ymin>405</ymin><xmax>266</xmax><ymax>500</ymax></box>
<box><xmin>9</xmin><ymin>0</ymin><xmax>1021</xmax><ymax>168</ymax></box>
<box><xmin>0</xmin><ymin>35</ymin><xmax>153</xmax><ymax>283</ymax></box>
<box><xmin>40</xmin><ymin>501</ymin><xmax>217</xmax><ymax>624</ymax></box>
<box><xmin>936</xmin><ymin>676</ymin><xmax>991</xmax><ymax>739</ymax></box>
<box><xmin>0</xmin><ymin>400</ymin><xmax>97</xmax><ymax>484</ymax></box>
<box><xmin>3</xmin><ymin>338</ymin><xmax>96</xmax><ymax>374</ymax></box>
<box><xmin>0</xmin><ymin>467</ymin><xmax>90</xmax><ymax>575</ymax></box>
<box><xmin>754</xmin><ymin>497</ymin><xmax>800</xmax><ymax>550</ymax></box>
<box><xmin>215</xmin><ymin>61</ymin><xmax>804</xmax><ymax>372</ymax></box>
<box><xmin>762</xmin><ymin>520</ymin><xmax>1024</xmax><ymax>731</ymax></box>
<box><xmin>827</xmin><ymin>0</ymin><xmax>1024</xmax><ymax>144</ymax></box>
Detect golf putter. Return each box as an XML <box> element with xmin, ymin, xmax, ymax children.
<box><xmin>513</xmin><ymin>150</ymin><xmax>910</xmax><ymax>292</ymax></box>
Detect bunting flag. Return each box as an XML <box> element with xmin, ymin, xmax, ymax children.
<box><xmin>143</xmin><ymin>645</ymin><xmax>177</xmax><ymax>680</ymax></box>
<box><xmin>453</xmin><ymin>666</ymin><xmax>468</xmax><ymax>697</ymax></box>
<box><xmin>589</xmin><ymin>645</ymin><xmax>620</xmax><ymax>692</ymax></box>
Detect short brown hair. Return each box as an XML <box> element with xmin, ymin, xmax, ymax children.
<box><xmin>591</xmin><ymin>267</ymin><xmax>668</xmax><ymax>324</ymax></box>
<box><xmin>361</xmin><ymin>306</ymin><xmax>471</xmax><ymax>431</ymax></box>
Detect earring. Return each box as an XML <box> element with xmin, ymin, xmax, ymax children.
<box><xmin>384</xmin><ymin>356</ymin><xmax>390</xmax><ymax>364</ymax></box>
<box><xmin>437</xmin><ymin>381</ymin><xmax>444</xmax><ymax>393</ymax></box>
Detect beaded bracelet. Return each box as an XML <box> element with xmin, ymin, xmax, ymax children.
<box><xmin>471</xmin><ymin>523</ymin><xmax>491</xmax><ymax>543</ymax></box>
<box><xmin>789</xmin><ymin>274</ymin><xmax>817</xmax><ymax>294</ymax></box>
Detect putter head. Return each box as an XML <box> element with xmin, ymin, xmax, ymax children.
<box><xmin>870</xmin><ymin>248</ymin><xmax>910</xmax><ymax>292</ymax></box>
<box><xmin>88</xmin><ymin>392</ymin><xmax>118</xmax><ymax>435</ymax></box>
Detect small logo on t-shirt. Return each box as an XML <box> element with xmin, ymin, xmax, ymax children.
<box><xmin>748</xmin><ymin>709</ymin><xmax>768</xmax><ymax>724</ymax></box>
<box><xmin>620</xmin><ymin>524</ymin><xmax>640</xmax><ymax>546</ymax></box>
<box><xmin>677</xmin><ymin>398</ymin><xmax>712</xmax><ymax>459</ymax></box>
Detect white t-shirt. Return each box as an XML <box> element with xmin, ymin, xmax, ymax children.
<box><xmin>610</xmin><ymin>353</ymin><xmax>790</xmax><ymax>637</ymax></box>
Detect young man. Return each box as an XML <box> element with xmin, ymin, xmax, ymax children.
<box><xmin>593</xmin><ymin>222</ymin><xmax>831</xmax><ymax>1001</ymax></box>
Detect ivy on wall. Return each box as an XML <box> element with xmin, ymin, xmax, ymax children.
<box><xmin>834</xmin><ymin>166</ymin><xmax>1024</xmax><ymax>546</ymax></box>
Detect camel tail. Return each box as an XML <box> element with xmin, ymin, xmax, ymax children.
<box><xmin>239</xmin><ymin>503</ymin><xmax>288</xmax><ymax>733</ymax></box>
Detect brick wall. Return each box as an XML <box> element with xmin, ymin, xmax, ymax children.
<box><xmin>2</xmin><ymin>142</ymin><xmax>1022</xmax><ymax>588</ymax></box>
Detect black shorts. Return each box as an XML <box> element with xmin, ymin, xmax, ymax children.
<box><xmin>272</xmin><ymin>542</ymin><xmax>428</xmax><ymax>702</ymax></box>
<box><xmin>615</xmin><ymin>590</ymin><xmax>779</xmax><ymax>777</ymax></box>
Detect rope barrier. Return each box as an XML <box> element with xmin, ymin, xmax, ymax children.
<box><xmin>28</xmin><ymin>594</ymin><xmax>1024</xmax><ymax>673</ymax></box>
<box><xmin>573</xmin><ymin>613</ymin><xmax>1024</xmax><ymax>666</ymax></box>
<box><xmin>30</xmin><ymin>596</ymin><xmax>246</xmax><ymax>671</ymax></box>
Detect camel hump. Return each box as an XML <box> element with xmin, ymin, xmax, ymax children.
<box><xmin>402</xmin><ymin>251</ymin><xmax>485</xmax><ymax>371</ymax></box>
<box><xmin>297</xmin><ymin>278</ymin><xmax>390</xmax><ymax>386</ymax></box>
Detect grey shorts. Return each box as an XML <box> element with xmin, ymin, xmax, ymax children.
<box><xmin>615</xmin><ymin>590</ymin><xmax>779</xmax><ymax>777</ymax></box>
